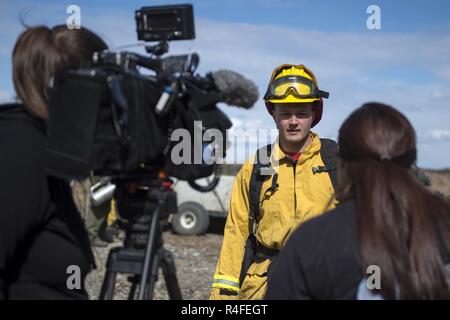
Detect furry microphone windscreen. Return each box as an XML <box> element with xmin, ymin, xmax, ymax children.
<box><xmin>209</xmin><ymin>69</ymin><xmax>259</xmax><ymax>109</ymax></box>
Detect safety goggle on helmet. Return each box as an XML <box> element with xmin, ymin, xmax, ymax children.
<box><xmin>263</xmin><ymin>64</ymin><xmax>329</xmax><ymax>104</ymax></box>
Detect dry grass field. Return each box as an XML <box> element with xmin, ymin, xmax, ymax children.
<box><xmin>425</xmin><ymin>169</ymin><xmax>450</xmax><ymax>198</ymax></box>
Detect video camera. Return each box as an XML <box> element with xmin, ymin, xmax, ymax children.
<box><xmin>45</xmin><ymin>4</ymin><xmax>258</xmax><ymax>299</ymax></box>
<box><xmin>46</xmin><ymin>4</ymin><xmax>258</xmax><ymax>192</ymax></box>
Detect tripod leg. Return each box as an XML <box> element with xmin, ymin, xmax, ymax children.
<box><xmin>128</xmin><ymin>276</ymin><xmax>138</xmax><ymax>300</ymax></box>
<box><xmin>99</xmin><ymin>270</ymin><xmax>117</xmax><ymax>300</ymax></box>
<box><xmin>137</xmin><ymin>203</ymin><xmax>160</xmax><ymax>300</ymax></box>
<box><xmin>144</xmin><ymin>251</ymin><xmax>161</xmax><ymax>300</ymax></box>
<box><xmin>160</xmin><ymin>249</ymin><xmax>183</xmax><ymax>300</ymax></box>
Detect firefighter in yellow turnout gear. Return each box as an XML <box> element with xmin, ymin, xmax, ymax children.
<box><xmin>210</xmin><ymin>65</ymin><xmax>338</xmax><ymax>299</ymax></box>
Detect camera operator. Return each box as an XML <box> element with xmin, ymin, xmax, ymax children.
<box><xmin>0</xmin><ymin>25</ymin><xmax>108</xmax><ymax>299</ymax></box>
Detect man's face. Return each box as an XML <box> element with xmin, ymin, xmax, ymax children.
<box><xmin>272</xmin><ymin>102</ymin><xmax>316</xmax><ymax>147</ymax></box>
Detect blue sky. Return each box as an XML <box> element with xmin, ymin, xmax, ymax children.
<box><xmin>1</xmin><ymin>0</ymin><xmax>450</xmax><ymax>168</ymax></box>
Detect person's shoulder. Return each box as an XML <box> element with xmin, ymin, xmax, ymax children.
<box><xmin>285</xmin><ymin>201</ymin><xmax>357</xmax><ymax>271</ymax></box>
<box><xmin>0</xmin><ymin>103</ymin><xmax>45</xmax><ymax>133</ymax></box>
<box><xmin>233</xmin><ymin>158</ymin><xmax>252</xmax><ymax>187</ymax></box>
<box><xmin>291</xmin><ymin>201</ymin><xmax>356</xmax><ymax>243</ymax></box>
<box><xmin>231</xmin><ymin>143</ymin><xmax>274</xmax><ymax>185</ymax></box>
<box><xmin>311</xmin><ymin>201</ymin><xmax>355</xmax><ymax>226</ymax></box>
<box><xmin>0</xmin><ymin>103</ymin><xmax>46</xmax><ymax>171</ymax></box>
<box><xmin>235</xmin><ymin>148</ymin><xmax>260</xmax><ymax>180</ymax></box>
<box><xmin>317</xmin><ymin>135</ymin><xmax>338</xmax><ymax>150</ymax></box>
<box><xmin>0</xmin><ymin>104</ymin><xmax>50</xmax><ymax>215</ymax></box>
<box><xmin>0</xmin><ymin>103</ymin><xmax>28</xmax><ymax>118</ymax></box>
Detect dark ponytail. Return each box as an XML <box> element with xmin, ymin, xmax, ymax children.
<box><xmin>337</xmin><ymin>102</ymin><xmax>450</xmax><ymax>299</ymax></box>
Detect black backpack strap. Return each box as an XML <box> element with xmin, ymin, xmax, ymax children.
<box><xmin>248</xmin><ymin>144</ymin><xmax>273</xmax><ymax>231</ymax></box>
<box><xmin>315</xmin><ymin>138</ymin><xmax>338</xmax><ymax>191</ymax></box>
<box><xmin>239</xmin><ymin>144</ymin><xmax>272</xmax><ymax>288</ymax></box>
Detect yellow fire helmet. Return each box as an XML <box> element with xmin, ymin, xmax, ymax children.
<box><xmin>264</xmin><ymin>64</ymin><xmax>329</xmax><ymax>127</ymax></box>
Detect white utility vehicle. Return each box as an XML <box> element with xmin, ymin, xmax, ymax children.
<box><xmin>170</xmin><ymin>175</ymin><xmax>235</xmax><ymax>235</ymax></box>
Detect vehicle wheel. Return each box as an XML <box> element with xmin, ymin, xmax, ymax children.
<box><xmin>171</xmin><ymin>202</ymin><xmax>209</xmax><ymax>235</ymax></box>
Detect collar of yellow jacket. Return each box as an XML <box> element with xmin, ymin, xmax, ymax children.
<box><xmin>271</xmin><ymin>131</ymin><xmax>321</xmax><ymax>165</ymax></box>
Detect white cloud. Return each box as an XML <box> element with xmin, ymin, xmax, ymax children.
<box><xmin>419</xmin><ymin>129</ymin><xmax>450</xmax><ymax>142</ymax></box>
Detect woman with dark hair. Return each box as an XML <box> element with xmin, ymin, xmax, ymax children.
<box><xmin>0</xmin><ymin>25</ymin><xmax>108</xmax><ymax>299</ymax></box>
<box><xmin>265</xmin><ymin>102</ymin><xmax>450</xmax><ymax>300</ymax></box>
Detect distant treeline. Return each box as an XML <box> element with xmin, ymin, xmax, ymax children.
<box><xmin>424</xmin><ymin>169</ymin><xmax>450</xmax><ymax>174</ymax></box>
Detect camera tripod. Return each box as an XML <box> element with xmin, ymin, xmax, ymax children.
<box><xmin>99</xmin><ymin>178</ymin><xmax>182</xmax><ymax>300</ymax></box>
